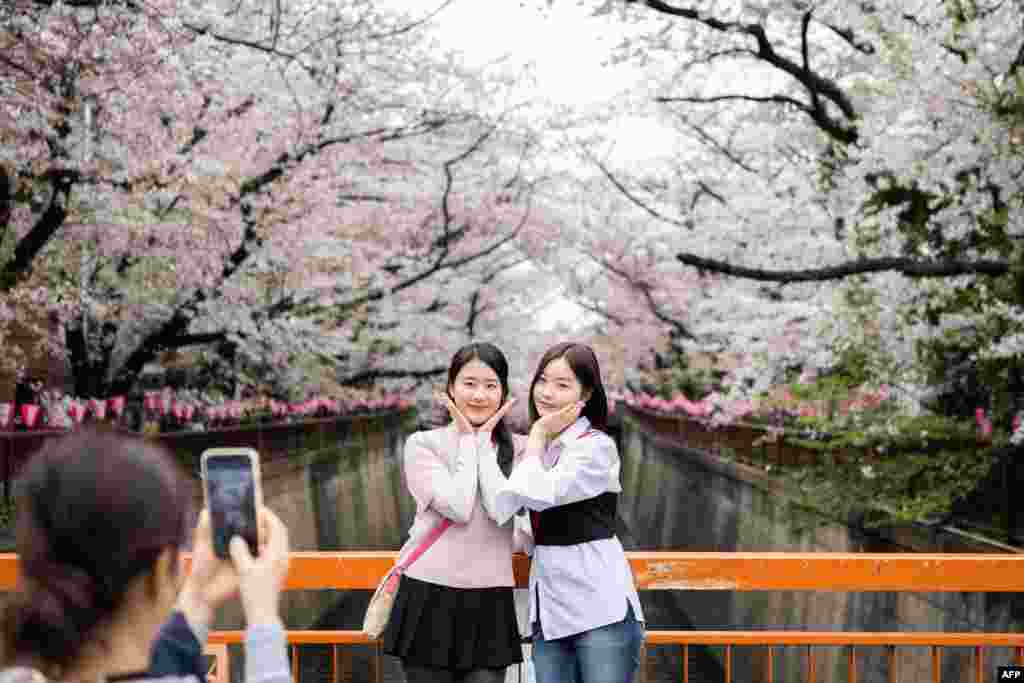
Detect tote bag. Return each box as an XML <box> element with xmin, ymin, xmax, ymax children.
<box><xmin>363</xmin><ymin>518</ymin><xmax>452</xmax><ymax>638</ymax></box>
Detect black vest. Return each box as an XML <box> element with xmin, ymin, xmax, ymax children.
<box><xmin>531</xmin><ymin>491</ymin><xmax>618</xmax><ymax>546</ymax></box>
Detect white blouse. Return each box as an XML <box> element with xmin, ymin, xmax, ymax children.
<box><xmin>493</xmin><ymin>417</ymin><xmax>645</xmax><ymax>640</ymax></box>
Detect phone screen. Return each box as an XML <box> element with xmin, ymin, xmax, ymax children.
<box><xmin>205</xmin><ymin>454</ymin><xmax>258</xmax><ymax>560</ymax></box>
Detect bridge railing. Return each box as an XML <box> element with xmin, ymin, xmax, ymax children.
<box><xmin>2</xmin><ymin>552</ymin><xmax>1023</xmax><ymax>683</ymax></box>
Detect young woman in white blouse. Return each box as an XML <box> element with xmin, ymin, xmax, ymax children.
<box><xmin>382</xmin><ymin>343</ymin><xmax>527</xmax><ymax>683</ymax></box>
<box><xmin>493</xmin><ymin>342</ymin><xmax>644</xmax><ymax>683</ymax></box>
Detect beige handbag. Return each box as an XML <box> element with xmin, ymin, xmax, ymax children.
<box><xmin>363</xmin><ymin>518</ymin><xmax>452</xmax><ymax>638</ymax></box>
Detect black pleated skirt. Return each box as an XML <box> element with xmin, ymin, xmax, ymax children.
<box><xmin>382</xmin><ymin>574</ymin><xmax>523</xmax><ymax>671</ymax></box>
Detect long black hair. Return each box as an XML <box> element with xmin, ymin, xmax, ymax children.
<box><xmin>447</xmin><ymin>342</ymin><xmax>515</xmax><ymax>476</ymax></box>
<box><xmin>528</xmin><ymin>342</ymin><xmax>609</xmax><ymax>431</ymax></box>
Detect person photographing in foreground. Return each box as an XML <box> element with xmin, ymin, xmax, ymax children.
<box><xmin>0</xmin><ymin>429</ymin><xmax>292</xmax><ymax>683</ymax></box>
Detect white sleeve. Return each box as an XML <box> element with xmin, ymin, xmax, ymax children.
<box><xmin>404</xmin><ymin>431</ymin><xmax>479</xmax><ymax>524</ymax></box>
<box><xmin>476</xmin><ymin>433</ymin><xmax>511</xmax><ymax>526</ymax></box>
<box><xmin>496</xmin><ymin>434</ymin><xmax>616</xmax><ymax>519</ymax></box>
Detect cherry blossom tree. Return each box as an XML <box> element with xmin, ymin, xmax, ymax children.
<box><xmin>2</xmin><ymin>0</ymin><xmax>562</xmax><ymax>399</ymax></box>
<box><xmin>547</xmin><ymin>0</ymin><xmax>1023</xmax><ymax>423</ymax></box>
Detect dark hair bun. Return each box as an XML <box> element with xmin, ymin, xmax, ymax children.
<box><xmin>3</xmin><ymin>428</ymin><xmax>191</xmax><ymax>672</ymax></box>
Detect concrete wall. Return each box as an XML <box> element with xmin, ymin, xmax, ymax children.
<box><xmin>620</xmin><ymin>414</ymin><xmax>1024</xmax><ymax>683</ymax></box>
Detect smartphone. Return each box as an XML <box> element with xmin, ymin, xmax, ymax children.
<box><xmin>201</xmin><ymin>447</ymin><xmax>262</xmax><ymax>560</ymax></box>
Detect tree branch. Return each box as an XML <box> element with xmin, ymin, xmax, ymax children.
<box><xmin>107</xmin><ymin>221</ymin><xmax>263</xmax><ymax>394</ymax></box>
<box><xmin>463</xmin><ymin>254</ymin><xmax>530</xmax><ymax>337</ymax></box>
<box><xmin>634</xmin><ymin>0</ymin><xmax>859</xmax><ymax>143</ymax></box>
<box><xmin>572</xmin><ymin>296</ymin><xmax>627</xmax><ymax>327</ymax></box>
<box><xmin>238</xmin><ymin>117</ymin><xmax>456</xmax><ymax>198</ymax></box>
<box><xmin>591</xmin><ymin>156</ymin><xmax>691</xmax><ymax>230</ymax></box>
<box><xmin>675</xmin><ymin>113</ymin><xmax>760</xmax><ymax>175</ymax></box>
<box><xmin>182</xmin><ymin>21</ymin><xmax>302</xmax><ymax>61</ymax></box>
<box><xmin>440</xmin><ymin>125</ymin><xmax>496</xmax><ymax>250</ymax></box>
<box><xmin>313</xmin><ymin>151</ymin><xmax>535</xmax><ymax>318</ymax></box>
<box><xmin>1</xmin><ymin>169</ymin><xmax>77</xmax><ymax>290</ymax></box>
<box><xmin>337</xmin><ymin>365</ymin><xmax>446</xmax><ymax>386</ymax></box>
<box><xmin>658</xmin><ymin>93</ymin><xmax>808</xmax><ymax>111</ymax></box>
<box><xmin>366</xmin><ymin>0</ymin><xmax>455</xmax><ymax>40</ymax></box>
<box><xmin>0</xmin><ymin>165</ymin><xmax>11</xmax><ymax>239</ymax></box>
<box><xmin>169</xmin><ymin>331</ymin><xmax>228</xmax><ymax>347</ymax></box>
<box><xmin>592</xmin><ymin>252</ymin><xmax>695</xmax><ymax>339</ymax></box>
<box><xmin>658</xmin><ymin>92</ymin><xmax>858</xmax><ymax>143</ymax></box>
<box><xmin>676</xmin><ymin>253</ymin><xmax>1012</xmax><ymax>283</ymax></box>
<box><xmin>800</xmin><ymin>11</ymin><xmax>823</xmax><ymax>116</ymax></box>
<box><xmin>820</xmin><ymin>20</ymin><xmax>876</xmax><ymax>54</ymax></box>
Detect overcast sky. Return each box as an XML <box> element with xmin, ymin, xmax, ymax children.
<box><xmin>378</xmin><ymin>0</ymin><xmax>677</xmax><ymax>165</ymax></box>
<box><xmin>405</xmin><ymin>1</ymin><xmax>646</xmax><ymax>101</ymax></box>
<box><xmin>374</xmin><ymin>0</ymin><xmax>675</xmax><ymax>329</ymax></box>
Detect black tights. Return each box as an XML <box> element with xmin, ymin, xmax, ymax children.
<box><xmin>401</xmin><ymin>662</ymin><xmax>508</xmax><ymax>683</ymax></box>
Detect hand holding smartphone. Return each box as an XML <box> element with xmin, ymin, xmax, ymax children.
<box><xmin>201</xmin><ymin>447</ymin><xmax>263</xmax><ymax>560</ymax></box>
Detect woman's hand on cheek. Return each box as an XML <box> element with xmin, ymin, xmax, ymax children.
<box><xmin>480</xmin><ymin>397</ymin><xmax>517</xmax><ymax>436</ymax></box>
<box><xmin>436</xmin><ymin>391</ymin><xmax>474</xmax><ymax>434</ymax></box>
<box><xmin>533</xmin><ymin>401</ymin><xmax>585</xmax><ymax>440</ymax></box>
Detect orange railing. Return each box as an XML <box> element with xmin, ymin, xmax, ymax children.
<box><xmin>3</xmin><ymin>552</ymin><xmax>1024</xmax><ymax>682</ymax></box>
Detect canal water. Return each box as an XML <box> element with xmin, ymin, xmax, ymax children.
<box><xmin>4</xmin><ymin>410</ymin><xmax>1020</xmax><ymax>683</ymax></box>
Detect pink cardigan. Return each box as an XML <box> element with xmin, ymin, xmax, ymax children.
<box><xmin>399</xmin><ymin>424</ymin><xmax>529</xmax><ymax>589</ymax></box>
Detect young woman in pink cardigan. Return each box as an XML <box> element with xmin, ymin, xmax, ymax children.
<box><xmin>382</xmin><ymin>342</ymin><xmax>527</xmax><ymax>683</ymax></box>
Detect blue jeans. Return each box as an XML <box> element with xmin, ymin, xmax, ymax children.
<box><xmin>532</xmin><ymin>604</ymin><xmax>644</xmax><ymax>683</ymax></box>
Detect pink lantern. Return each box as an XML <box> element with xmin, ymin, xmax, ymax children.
<box><xmin>93</xmin><ymin>399</ymin><xmax>108</xmax><ymax>420</ymax></box>
<box><xmin>159</xmin><ymin>395</ymin><xmax>171</xmax><ymax>416</ymax></box>
<box><xmin>47</xmin><ymin>403</ymin><xmax>68</xmax><ymax>429</ymax></box>
<box><xmin>21</xmin><ymin>404</ymin><xmax>41</xmax><ymax>429</ymax></box>
<box><xmin>69</xmin><ymin>401</ymin><xmax>85</xmax><ymax>425</ymax></box>
<box><xmin>0</xmin><ymin>403</ymin><xmax>12</xmax><ymax>429</ymax></box>
<box><xmin>109</xmin><ymin>395</ymin><xmax>126</xmax><ymax>417</ymax></box>
<box><xmin>975</xmin><ymin>408</ymin><xmax>993</xmax><ymax>442</ymax></box>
